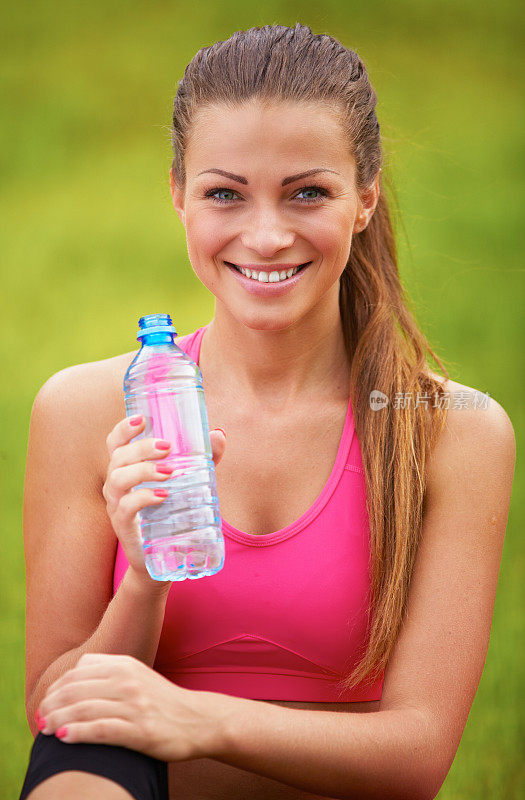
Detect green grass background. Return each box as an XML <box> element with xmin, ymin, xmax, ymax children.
<box><xmin>1</xmin><ymin>1</ymin><xmax>523</xmax><ymax>796</ymax></box>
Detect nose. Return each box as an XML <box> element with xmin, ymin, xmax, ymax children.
<box><xmin>239</xmin><ymin>205</ymin><xmax>295</xmax><ymax>257</ymax></box>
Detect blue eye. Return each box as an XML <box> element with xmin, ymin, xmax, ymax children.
<box><xmin>295</xmin><ymin>186</ymin><xmax>328</xmax><ymax>203</ymax></box>
<box><xmin>205</xmin><ymin>188</ymin><xmax>239</xmax><ymax>204</ymax></box>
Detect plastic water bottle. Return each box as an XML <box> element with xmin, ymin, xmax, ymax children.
<box><xmin>123</xmin><ymin>313</ymin><xmax>224</xmax><ymax>581</ymax></box>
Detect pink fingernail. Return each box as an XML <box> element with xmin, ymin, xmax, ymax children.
<box><xmin>156</xmin><ymin>464</ymin><xmax>173</xmax><ymax>474</ymax></box>
<box><xmin>38</xmin><ymin>716</ymin><xmax>46</xmax><ymax>731</ymax></box>
<box><xmin>155</xmin><ymin>440</ymin><xmax>171</xmax><ymax>450</ymax></box>
<box><xmin>215</xmin><ymin>428</ymin><xmax>226</xmax><ymax>437</ymax></box>
<box><xmin>130</xmin><ymin>415</ymin><xmax>143</xmax><ymax>426</ymax></box>
<box><xmin>55</xmin><ymin>726</ymin><xmax>68</xmax><ymax>739</ymax></box>
<box><xmin>153</xmin><ymin>489</ymin><xmax>169</xmax><ymax>497</ymax></box>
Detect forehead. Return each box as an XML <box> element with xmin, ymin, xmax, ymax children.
<box><xmin>185</xmin><ymin>99</ymin><xmax>354</xmax><ymax>176</ymax></box>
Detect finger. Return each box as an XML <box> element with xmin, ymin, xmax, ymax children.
<box><xmin>104</xmin><ymin>460</ymin><xmax>174</xmax><ymax>507</ymax></box>
<box><xmin>109</xmin><ymin>435</ymin><xmax>173</xmax><ymax>472</ymax></box>
<box><xmin>210</xmin><ymin>428</ymin><xmax>226</xmax><ymax>467</ymax></box>
<box><xmin>106</xmin><ymin>415</ymin><xmax>146</xmax><ymax>458</ymax></box>
<box><xmin>40</xmin><ymin>699</ymin><xmax>132</xmax><ymax>736</ymax></box>
<box><xmin>76</xmin><ymin>652</ymin><xmax>127</xmax><ymax>667</ymax></box>
<box><xmin>51</xmin><ymin>717</ymin><xmax>142</xmax><ymax>750</ymax></box>
<box><xmin>111</xmin><ymin>488</ymin><xmax>170</xmax><ymax>536</ymax></box>
<box><xmin>43</xmin><ymin>675</ymin><xmax>109</xmax><ymax>704</ymax></box>
<box><xmin>44</xmin><ymin>653</ymin><xmax>132</xmax><ymax>697</ymax></box>
<box><xmin>111</xmin><ymin>489</ymin><xmax>169</xmax><ymax>569</ymax></box>
<box><xmin>40</xmin><ymin>678</ymin><xmax>114</xmax><ymax>717</ymax></box>
<box><xmin>44</xmin><ymin>667</ymin><xmax>111</xmax><ymax>703</ymax></box>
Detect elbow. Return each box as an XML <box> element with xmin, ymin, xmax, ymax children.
<box><xmin>409</xmin><ymin>775</ymin><xmax>449</xmax><ymax>800</ymax></box>
<box><xmin>341</xmin><ymin>773</ymin><xmax>447</xmax><ymax>800</ymax></box>
<box><xmin>382</xmin><ymin>769</ymin><xmax>448</xmax><ymax>800</ymax></box>
<box><xmin>411</xmin><ymin>778</ymin><xmax>447</xmax><ymax>800</ymax></box>
<box><xmin>420</xmin><ymin>759</ymin><xmax>454</xmax><ymax>800</ymax></box>
<box><xmin>404</xmin><ymin>707</ymin><xmax>458</xmax><ymax>800</ymax></box>
<box><xmin>383</xmin><ymin>715</ymin><xmax>455</xmax><ymax>800</ymax></box>
<box><xmin>401</xmin><ymin>744</ymin><xmax>454</xmax><ymax>800</ymax></box>
<box><xmin>389</xmin><ymin>779</ymin><xmax>445</xmax><ymax>800</ymax></box>
<box><xmin>338</xmin><ymin>753</ymin><xmax>452</xmax><ymax>800</ymax></box>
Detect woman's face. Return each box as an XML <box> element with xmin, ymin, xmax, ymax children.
<box><xmin>170</xmin><ymin>98</ymin><xmax>379</xmax><ymax>331</ymax></box>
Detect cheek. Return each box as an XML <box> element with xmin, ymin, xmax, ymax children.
<box><xmin>185</xmin><ymin>217</ymin><xmax>233</xmax><ymax>292</ymax></box>
<box><xmin>187</xmin><ymin>215</ymin><xmax>230</xmax><ymax>256</ymax></box>
<box><xmin>313</xmin><ymin>216</ymin><xmax>352</xmax><ymax>264</ymax></box>
<box><xmin>185</xmin><ymin>217</ymin><xmax>230</xmax><ymax>278</ymax></box>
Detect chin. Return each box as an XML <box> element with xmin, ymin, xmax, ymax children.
<box><xmin>231</xmin><ymin>308</ymin><xmax>299</xmax><ymax>333</ymax></box>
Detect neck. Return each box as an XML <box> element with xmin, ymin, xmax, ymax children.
<box><xmin>201</xmin><ymin>298</ymin><xmax>351</xmax><ymax>412</ymax></box>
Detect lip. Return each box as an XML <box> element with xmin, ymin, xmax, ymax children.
<box><xmin>224</xmin><ymin>261</ymin><xmax>312</xmax><ymax>296</ymax></box>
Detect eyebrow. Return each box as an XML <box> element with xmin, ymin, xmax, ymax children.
<box><xmin>196</xmin><ymin>167</ymin><xmax>340</xmax><ymax>186</ymax></box>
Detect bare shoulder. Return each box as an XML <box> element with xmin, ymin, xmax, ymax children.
<box><xmin>33</xmin><ymin>349</ymin><xmax>138</xmax><ymax>479</ymax></box>
<box><xmin>426</xmin><ymin>372</ymin><xmax>515</xmax><ymax>494</ymax></box>
<box><xmin>37</xmin><ymin>348</ymin><xmax>137</xmax><ymax>402</ymax></box>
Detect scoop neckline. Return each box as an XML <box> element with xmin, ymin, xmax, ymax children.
<box><xmin>191</xmin><ymin>323</ymin><xmax>355</xmax><ymax>547</ymax></box>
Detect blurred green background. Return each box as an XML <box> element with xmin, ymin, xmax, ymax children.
<box><xmin>1</xmin><ymin>0</ymin><xmax>523</xmax><ymax>797</ymax></box>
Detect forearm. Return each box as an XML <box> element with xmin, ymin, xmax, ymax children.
<box><xmin>213</xmin><ymin>696</ymin><xmax>440</xmax><ymax>800</ymax></box>
<box><xmin>27</xmin><ymin>568</ymin><xmax>170</xmax><ymax>733</ymax></box>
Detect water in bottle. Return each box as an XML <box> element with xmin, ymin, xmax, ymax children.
<box><xmin>123</xmin><ymin>313</ymin><xmax>224</xmax><ymax>581</ymax></box>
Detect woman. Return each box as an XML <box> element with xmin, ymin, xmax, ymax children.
<box><xmin>20</xmin><ymin>23</ymin><xmax>515</xmax><ymax>800</ymax></box>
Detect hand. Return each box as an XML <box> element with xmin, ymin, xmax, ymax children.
<box><xmin>103</xmin><ymin>416</ymin><xmax>227</xmax><ymax>584</ymax></box>
<box><xmin>36</xmin><ymin>653</ymin><xmax>229</xmax><ymax>762</ymax></box>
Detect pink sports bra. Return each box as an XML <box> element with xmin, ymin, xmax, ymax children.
<box><xmin>113</xmin><ymin>324</ymin><xmax>384</xmax><ymax>702</ymax></box>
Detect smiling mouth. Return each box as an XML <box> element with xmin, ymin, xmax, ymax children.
<box><xmin>225</xmin><ymin>261</ymin><xmax>312</xmax><ymax>283</ymax></box>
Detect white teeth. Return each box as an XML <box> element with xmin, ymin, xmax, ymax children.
<box><xmin>236</xmin><ymin>264</ymin><xmax>303</xmax><ymax>282</ymax></box>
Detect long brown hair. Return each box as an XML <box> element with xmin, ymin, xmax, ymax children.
<box><xmin>170</xmin><ymin>23</ymin><xmax>450</xmax><ymax>695</ymax></box>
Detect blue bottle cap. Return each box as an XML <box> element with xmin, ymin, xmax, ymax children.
<box><xmin>136</xmin><ymin>313</ymin><xmax>177</xmax><ymax>340</ymax></box>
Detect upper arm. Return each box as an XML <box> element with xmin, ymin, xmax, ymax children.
<box><xmin>378</xmin><ymin>386</ymin><xmax>516</xmax><ymax>794</ymax></box>
<box><xmin>23</xmin><ymin>363</ymin><xmax>119</xmax><ymax>703</ymax></box>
